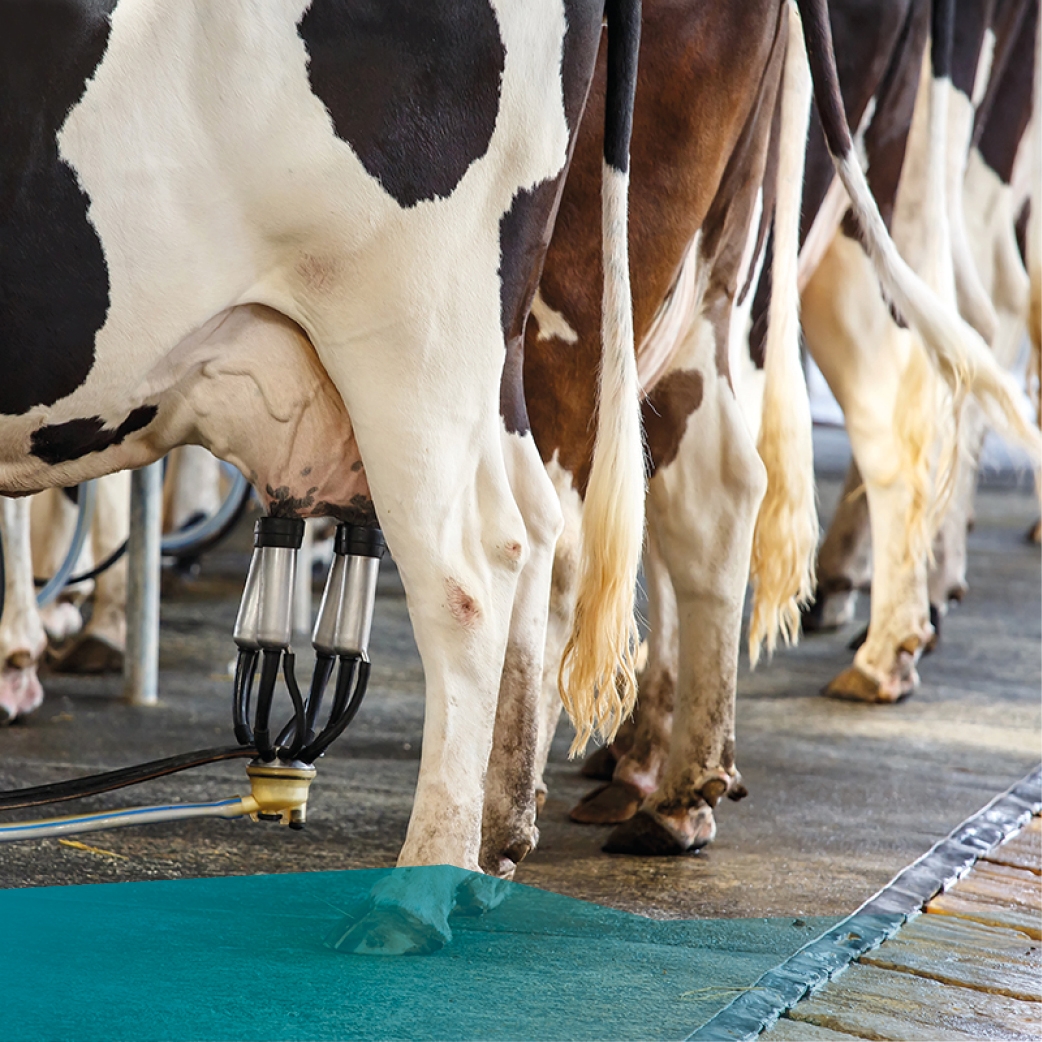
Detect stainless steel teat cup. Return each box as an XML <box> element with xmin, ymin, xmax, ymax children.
<box><xmin>312</xmin><ymin>524</ymin><xmax>385</xmax><ymax>657</ymax></box>
<box><xmin>234</xmin><ymin>517</ymin><xmax>306</xmax><ymax>650</ymax></box>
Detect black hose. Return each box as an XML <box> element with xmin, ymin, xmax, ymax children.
<box><xmin>300</xmin><ymin>657</ymin><xmax>370</xmax><ymax>763</ymax></box>
<box><xmin>252</xmin><ymin>648</ymin><xmax>282</xmax><ymax>761</ymax></box>
<box><xmin>274</xmin><ymin>652</ymin><xmax>336</xmax><ymax>754</ymax></box>
<box><xmin>34</xmin><ymin>540</ymin><xmax>128</xmax><ymax>589</ymax></box>
<box><xmin>277</xmin><ymin>651</ymin><xmax>308</xmax><ymax>762</ymax></box>
<box><xmin>0</xmin><ymin>745</ymin><xmax>258</xmax><ymax>812</ymax></box>
<box><xmin>233</xmin><ymin>648</ymin><xmax>258</xmax><ymax>746</ymax></box>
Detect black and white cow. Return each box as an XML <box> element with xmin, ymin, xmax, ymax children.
<box><xmin>0</xmin><ymin>0</ymin><xmax>646</xmax><ymax>947</ymax></box>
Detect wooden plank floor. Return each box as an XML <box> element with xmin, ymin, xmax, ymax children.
<box><xmin>768</xmin><ymin>816</ymin><xmax>1042</xmax><ymax>1041</ymax></box>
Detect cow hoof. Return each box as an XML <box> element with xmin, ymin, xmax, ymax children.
<box><xmin>50</xmin><ymin>635</ymin><xmax>124</xmax><ymax>675</ymax></box>
<box><xmin>581</xmin><ymin>745</ymin><xmax>618</xmax><ymax>781</ymax></box>
<box><xmin>823</xmin><ymin>665</ymin><xmax>911</xmax><ymax>704</ymax></box>
<box><xmin>324</xmin><ymin>905</ymin><xmax>449</xmax><ymax>956</ymax></box>
<box><xmin>451</xmin><ymin>873</ymin><xmax>510</xmax><ymax>917</ymax></box>
<box><xmin>1028</xmin><ymin>518</ymin><xmax>1041</xmax><ymax>545</ymax></box>
<box><xmin>0</xmin><ymin>666</ymin><xmax>45</xmax><ymax>722</ymax></box>
<box><xmin>570</xmin><ymin>780</ymin><xmax>642</xmax><ymax>824</ymax></box>
<box><xmin>479</xmin><ymin>828</ymin><xmax>537</xmax><ymax>879</ymax></box>
<box><xmin>603</xmin><ymin>807</ymin><xmax>713</xmax><ymax>856</ymax></box>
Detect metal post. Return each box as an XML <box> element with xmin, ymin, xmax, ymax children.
<box><xmin>293</xmin><ymin>518</ymin><xmax>315</xmax><ymax>635</ymax></box>
<box><xmin>123</xmin><ymin>461</ymin><xmax>163</xmax><ymax>706</ymax></box>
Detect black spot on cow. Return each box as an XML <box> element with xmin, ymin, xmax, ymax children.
<box><xmin>30</xmin><ymin>405</ymin><xmax>158</xmax><ymax>466</ymax></box>
<box><xmin>976</xmin><ymin>0</ymin><xmax>1036</xmax><ymax>187</ymax></box>
<box><xmin>0</xmin><ymin>0</ymin><xmax>116</xmax><ymax>417</ymax></box>
<box><xmin>949</xmin><ymin>0</ymin><xmax>992</xmax><ymax>99</ymax></box>
<box><xmin>560</xmin><ymin>1</ymin><xmax>605</xmax><ymax>135</ymax></box>
<box><xmin>496</xmin><ymin>3</ymin><xmax>602</xmax><ymax>435</ymax></box>
<box><xmin>298</xmin><ymin>0</ymin><xmax>505</xmax><ymax>208</ymax></box>
<box><xmin>498</xmin><ymin>179</ymin><xmax>561</xmax><ymax>436</ymax></box>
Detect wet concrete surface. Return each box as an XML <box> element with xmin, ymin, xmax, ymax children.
<box><xmin>0</xmin><ymin>429</ymin><xmax>1038</xmax><ymax>923</ymax></box>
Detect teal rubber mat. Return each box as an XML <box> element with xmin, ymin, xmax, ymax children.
<box><xmin>1</xmin><ymin>867</ymin><xmax>838</xmax><ymax>1041</ymax></box>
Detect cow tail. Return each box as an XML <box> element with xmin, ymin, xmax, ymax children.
<box><xmin>1029</xmin><ymin>3</ymin><xmax>1042</xmax><ymax>535</ymax></box>
<box><xmin>747</xmin><ymin>2</ymin><xmax>818</xmax><ymax>667</ymax></box>
<box><xmin>793</xmin><ymin>0</ymin><xmax>1042</xmax><ymax>472</ymax></box>
<box><xmin>558</xmin><ymin>0</ymin><xmax>644</xmax><ymax>756</ymax></box>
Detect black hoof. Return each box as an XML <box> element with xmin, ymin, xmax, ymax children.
<box><xmin>602</xmin><ymin>811</ymin><xmax>689</xmax><ymax>856</ymax></box>
<box><xmin>580</xmin><ymin>745</ymin><xmax>617</xmax><ymax>781</ymax></box>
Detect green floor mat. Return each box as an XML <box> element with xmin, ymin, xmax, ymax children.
<box><xmin>1</xmin><ymin>867</ymin><xmax>837</xmax><ymax>1041</ymax></box>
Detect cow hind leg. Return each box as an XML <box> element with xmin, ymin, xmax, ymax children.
<box><xmin>30</xmin><ymin>488</ymin><xmax>85</xmax><ymax>645</ymax></box>
<box><xmin>803</xmin><ymin>460</ymin><xmax>872</xmax><ymax>633</ymax></box>
<box><xmin>53</xmin><ymin>471</ymin><xmax>130</xmax><ymax>675</ymax></box>
<box><xmin>480</xmin><ymin>430</ymin><xmax>563</xmax><ymax>878</ymax></box>
<box><xmin>0</xmin><ymin>498</ymin><xmax>47</xmax><ymax>722</ymax></box>
<box><xmin>606</xmin><ymin>329</ymin><xmax>766</xmax><ymax>855</ymax></box>
<box><xmin>571</xmin><ymin>522</ymin><xmax>675</xmax><ymax>825</ymax></box>
<box><xmin>803</xmin><ymin>235</ymin><xmax>935</xmax><ymax>704</ymax></box>
<box><xmin>312</xmin><ymin>334</ymin><xmax>529</xmax><ymax>953</ymax></box>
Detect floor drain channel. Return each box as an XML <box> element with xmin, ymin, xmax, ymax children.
<box><xmin>687</xmin><ymin>764</ymin><xmax>1042</xmax><ymax>1041</ymax></box>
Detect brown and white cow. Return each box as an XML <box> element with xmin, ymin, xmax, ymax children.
<box><xmin>488</xmin><ymin>0</ymin><xmax>1040</xmax><ymax>859</ymax></box>
<box><xmin>490</xmin><ymin>0</ymin><xmax>812</xmax><ymax>864</ymax></box>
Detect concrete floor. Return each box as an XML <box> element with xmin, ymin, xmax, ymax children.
<box><xmin>0</xmin><ymin>429</ymin><xmax>1038</xmax><ymax>924</ymax></box>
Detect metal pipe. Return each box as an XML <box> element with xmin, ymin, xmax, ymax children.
<box><xmin>123</xmin><ymin>463</ymin><xmax>163</xmax><ymax>706</ymax></box>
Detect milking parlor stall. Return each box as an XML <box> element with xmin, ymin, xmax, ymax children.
<box><xmin>1</xmin><ymin>1</ymin><xmax>1040</xmax><ymax>1040</ymax></box>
